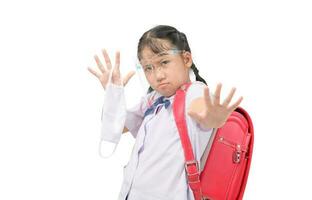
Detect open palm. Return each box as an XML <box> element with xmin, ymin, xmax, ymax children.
<box><xmin>188</xmin><ymin>83</ymin><xmax>243</xmax><ymax>129</ymax></box>
<box><xmin>87</xmin><ymin>49</ymin><xmax>135</xmax><ymax>90</ymax></box>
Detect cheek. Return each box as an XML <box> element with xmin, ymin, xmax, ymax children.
<box><xmin>169</xmin><ymin>64</ymin><xmax>189</xmax><ymax>79</ymax></box>
<box><xmin>145</xmin><ymin>75</ymin><xmax>158</xmax><ymax>88</ymax></box>
<box><xmin>145</xmin><ymin>76</ymin><xmax>154</xmax><ymax>85</ymax></box>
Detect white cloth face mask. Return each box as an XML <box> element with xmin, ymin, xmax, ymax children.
<box><xmin>98</xmin><ymin>73</ymin><xmax>127</xmax><ymax>158</ymax></box>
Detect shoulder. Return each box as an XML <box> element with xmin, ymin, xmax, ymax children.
<box><xmin>185</xmin><ymin>81</ymin><xmax>207</xmax><ymax>104</ymax></box>
<box><xmin>190</xmin><ymin>80</ymin><xmax>207</xmax><ymax>89</ymax></box>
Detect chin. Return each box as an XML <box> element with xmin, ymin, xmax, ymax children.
<box><xmin>153</xmin><ymin>84</ymin><xmax>179</xmax><ymax>97</ymax></box>
<box><xmin>156</xmin><ymin>89</ymin><xmax>175</xmax><ymax>97</ymax></box>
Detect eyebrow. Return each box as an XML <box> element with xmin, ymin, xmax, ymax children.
<box><xmin>141</xmin><ymin>51</ymin><xmax>170</xmax><ymax>64</ymax></box>
<box><xmin>150</xmin><ymin>52</ymin><xmax>170</xmax><ymax>61</ymax></box>
<box><xmin>157</xmin><ymin>52</ymin><xmax>169</xmax><ymax>57</ymax></box>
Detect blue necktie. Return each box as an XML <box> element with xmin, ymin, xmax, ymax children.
<box><xmin>144</xmin><ymin>96</ymin><xmax>171</xmax><ymax>117</ymax></box>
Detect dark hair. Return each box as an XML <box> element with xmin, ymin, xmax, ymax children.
<box><xmin>137</xmin><ymin>25</ymin><xmax>207</xmax><ymax>93</ymax></box>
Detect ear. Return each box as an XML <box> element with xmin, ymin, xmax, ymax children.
<box><xmin>182</xmin><ymin>51</ymin><xmax>193</xmax><ymax>68</ymax></box>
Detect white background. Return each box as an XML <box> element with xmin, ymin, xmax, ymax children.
<box><xmin>0</xmin><ymin>0</ymin><xmax>311</xmax><ymax>199</ymax></box>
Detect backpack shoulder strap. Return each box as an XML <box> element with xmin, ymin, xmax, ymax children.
<box><xmin>172</xmin><ymin>82</ymin><xmax>203</xmax><ymax>200</ymax></box>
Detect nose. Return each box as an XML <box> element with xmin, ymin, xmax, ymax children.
<box><xmin>154</xmin><ymin>67</ymin><xmax>166</xmax><ymax>82</ymax></box>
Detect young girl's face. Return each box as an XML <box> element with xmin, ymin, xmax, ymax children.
<box><xmin>140</xmin><ymin>40</ymin><xmax>193</xmax><ymax>97</ymax></box>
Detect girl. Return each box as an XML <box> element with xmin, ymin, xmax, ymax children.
<box><xmin>88</xmin><ymin>25</ymin><xmax>243</xmax><ymax>200</ymax></box>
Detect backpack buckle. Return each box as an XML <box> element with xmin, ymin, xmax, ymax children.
<box><xmin>185</xmin><ymin>160</ymin><xmax>199</xmax><ymax>171</ymax></box>
<box><xmin>185</xmin><ymin>160</ymin><xmax>200</xmax><ymax>183</ymax></box>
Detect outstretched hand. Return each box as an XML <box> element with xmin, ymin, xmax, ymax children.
<box><xmin>187</xmin><ymin>83</ymin><xmax>243</xmax><ymax>129</ymax></box>
<box><xmin>87</xmin><ymin>49</ymin><xmax>135</xmax><ymax>90</ymax></box>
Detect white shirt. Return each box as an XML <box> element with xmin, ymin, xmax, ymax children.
<box><xmin>118</xmin><ymin>81</ymin><xmax>213</xmax><ymax>200</ymax></box>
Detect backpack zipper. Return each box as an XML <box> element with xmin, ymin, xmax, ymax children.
<box><xmin>218</xmin><ymin>136</ymin><xmax>243</xmax><ymax>164</ymax></box>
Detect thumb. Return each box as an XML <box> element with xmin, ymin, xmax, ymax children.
<box><xmin>123</xmin><ymin>71</ymin><xmax>135</xmax><ymax>86</ymax></box>
<box><xmin>187</xmin><ymin>110</ymin><xmax>203</xmax><ymax>123</ymax></box>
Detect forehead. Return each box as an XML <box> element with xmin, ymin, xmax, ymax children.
<box><xmin>140</xmin><ymin>39</ymin><xmax>173</xmax><ymax>60</ymax></box>
<box><xmin>141</xmin><ymin>49</ymin><xmax>172</xmax><ymax>63</ymax></box>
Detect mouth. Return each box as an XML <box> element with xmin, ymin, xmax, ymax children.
<box><xmin>158</xmin><ymin>83</ymin><xmax>169</xmax><ymax>88</ymax></box>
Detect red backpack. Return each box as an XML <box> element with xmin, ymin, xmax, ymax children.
<box><xmin>172</xmin><ymin>82</ymin><xmax>254</xmax><ymax>200</ymax></box>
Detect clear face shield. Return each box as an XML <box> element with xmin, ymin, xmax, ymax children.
<box><xmin>134</xmin><ymin>49</ymin><xmax>185</xmax><ymax>93</ymax></box>
<box><xmin>134</xmin><ymin>49</ymin><xmax>196</xmax><ymax>95</ymax></box>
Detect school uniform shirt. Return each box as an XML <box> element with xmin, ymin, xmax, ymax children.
<box><xmin>118</xmin><ymin>81</ymin><xmax>213</xmax><ymax>200</ymax></box>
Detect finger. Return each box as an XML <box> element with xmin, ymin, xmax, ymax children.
<box><xmin>228</xmin><ymin>96</ymin><xmax>243</xmax><ymax>112</ymax></box>
<box><xmin>123</xmin><ymin>71</ymin><xmax>135</xmax><ymax>86</ymax></box>
<box><xmin>114</xmin><ymin>51</ymin><xmax>120</xmax><ymax>73</ymax></box>
<box><xmin>87</xmin><ymin>67</ymin><xmax>101</xmax><ymax>79</ymax></box>
<box><xmin>222</xmin><ymin>87</ymin><xmax>236</xmax><ymax>106</ymax></box>
<box><xmin>203</xmin><ymin>87</ymin><xmax>213</xmax><ymax>109</ymax></box>
<box><xmin>94</xmin><ymin>55</ymin><xmax>106</xmax><ymax>73</ymax></box>
<box><xmin>102</xmin><ymin>49</ymin><xmax>113</xmax><ymax>70</ymax></box>
<box><xmin>213</xmin><ymin>83</ymin><xmax>222</xmax><ymax>105</ymax></box>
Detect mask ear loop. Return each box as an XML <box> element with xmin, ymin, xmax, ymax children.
<box><xmin>98</xmin><ymin>140</ymin><xmax>119</xmax><ymax>158</ymax></box>
<box><xmin>98</xmin><ymin>66</ymin><xmax>120</xmax><ymax>159</ymax></box>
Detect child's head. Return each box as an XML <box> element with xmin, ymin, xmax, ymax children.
<box><xmin>137</xmin><ymin>25</ymin><xmax>207</xmax><ymax>97</ymax></box>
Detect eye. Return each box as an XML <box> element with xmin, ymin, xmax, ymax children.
<box><xmin>161</xmin><ymin>60</ymin><xmax>170</xmax><ymax>65</ymax></box>
<box><xmin>144</xmin><ymin>65</ymin><xmax>153</xmax><ymax>72</ymax></box>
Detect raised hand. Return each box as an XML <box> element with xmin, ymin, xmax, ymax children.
<box><xmin>187</xmin><ymin>83</ymin><xmax>243</xmax><ymax>129</ymax></box>
<box><xmin>87</xmin><ymin>49</ymin><xmax>135</xmax><ymax>90</ymax></box>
